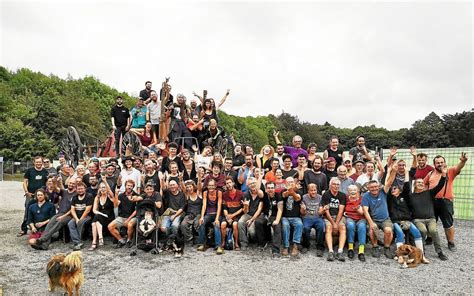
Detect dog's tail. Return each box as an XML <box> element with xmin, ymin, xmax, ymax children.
<box><xmin>63</xmin><ymin>251</ymin><xmax>83</xmax><ymax>273</ymax></box>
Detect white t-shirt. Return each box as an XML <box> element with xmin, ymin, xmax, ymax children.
<box><xmin>119</xmin><ymin>168</ymin><xmax>142</xmax><ymax>193</ymax></box>
<box><xmin>147</xmin><ymin>101</ymin><xmax>161</xmax><ymax>125</ymax></box>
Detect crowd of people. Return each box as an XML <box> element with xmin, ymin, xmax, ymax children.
<box><xmin>19</xmin><ymin>81</ymin><xmax>469</xmax><ymax>263</ymax></box>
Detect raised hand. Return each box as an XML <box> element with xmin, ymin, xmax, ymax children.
<box><xmin>410</xmin><ymin>146</ymin><xmax>417</xmax><ymax>157</ymax></box>
<box><xmin>273</xmin><ymin>130</ymin><xmax>279</xmax><ymax>138</ymax></box>
<box><xmin>226</xmin><ymin>89</ymin><xmax>230</xmax><ymax>96</ymax></box>
<box><xmin>460</xmin><ymin>152</ymin><xmax>468</xmax><ymax>162</ymax></box>
<box><xmin>390</xmin><ymin>146</ymin><xmax>397</xmax><ymax>157</ymax></box>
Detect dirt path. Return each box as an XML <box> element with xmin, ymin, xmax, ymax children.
<box><xmin>0</xmin><ymin>181</ymin><xmax>473</xmax><ymax>295</ymax></box>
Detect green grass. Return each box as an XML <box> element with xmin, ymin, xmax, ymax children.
<box><xmin>2</xmin><ymin>173</ymin><xmax>24</xmax><ymax>182</ymax></box>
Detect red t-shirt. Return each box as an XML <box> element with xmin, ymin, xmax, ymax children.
<box><xmin>413</xmin><ymin>165</ymin><xmax>434</xmax><ymax>180</ymax></box>
<box><xmin>222</xmin><ymin>190</ymin><xmax>244</xmax><ymax>215</ymax></box>
<box><xmin>344</xmin><ymin>196</ymin><xmax>364</xmax><ymax>221</ymax></box>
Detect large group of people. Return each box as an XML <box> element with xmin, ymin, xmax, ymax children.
<box><xmin>20</xmin><ymin>81</ymin><xmax>469</xmax><ymax>263</ymax></box>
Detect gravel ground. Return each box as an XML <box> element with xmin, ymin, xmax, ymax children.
<box><xmin>1</xmin><ymin>181</ymin><xmax>473</xmax><ymax>295</ymax></box>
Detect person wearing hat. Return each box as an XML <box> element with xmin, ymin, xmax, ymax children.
<box><xmin>169</xmin><ymin>93</ymin><xmax>193</xmax><ymax>149</ymax></box>
<box><xmin>118</xmin><ymin>156</ymin><xmax>141</xmax><ymax>194</ymax></box>
<box><xmin>350</xmin><ymin>160</ymin><xmax>365</xmax><ymax>182</ymax></box>
<box><xmin>104</xmin><ymin>162</ymin><xmax>118</xmax><ymax>192</ymax></box>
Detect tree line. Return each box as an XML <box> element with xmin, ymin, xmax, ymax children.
<box><xmin>0</xmin><ymin>67</ymin><xmax>472</xmax><ymax>161</ymax></box>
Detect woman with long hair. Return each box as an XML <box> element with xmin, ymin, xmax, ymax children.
<box><xmin>256</xmin><ymin>144</ymin><xmax>275</xmax><ymax>172</ymax></box>
<box><xmin>88</xmin><ymin>177</ymin><xmax>115</xmax><ymax>251</ymax></box>
<box><xmin>307</xmin><ymin>143</ymin><xmax>318</xmax><ymax>164</ymax></box>
<box><xmin>179</xmin><ymin>177</ymin><xmax>203</xmax><ymax>242</ymax></box>
<box><xmin>197</xmin><ymin>179</ymin><xmax>223</xmax><ymax>254</ymax></box>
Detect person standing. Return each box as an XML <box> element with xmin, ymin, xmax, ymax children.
<box><xmin>110</xmin><ymin>96</ymin><xmax>131</xmax><ymax>157</ymax></box>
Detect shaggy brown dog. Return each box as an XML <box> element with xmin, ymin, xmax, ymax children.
<box><xmin>47</xmin><ymin>251</ymin><xmax>84</xmax><ymax>295</ymax></box>
<box><xmin>395</xmin><ymin>244</ymin><xmax>427</xmax><ymax>268</ymax></box>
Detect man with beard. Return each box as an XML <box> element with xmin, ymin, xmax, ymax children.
<box><xmin>181</xmin><ymin>149</ymin><xmax>197</xmax><ymax>182</ymax></box>
<box><xmin>31</xmin><ymin>178</ymin><xmax>77</xmax><ymax>250</ymax></box>
<box><xmin>265</xmin><ymin>181</ymin><xmax>283</xmax><ymax>257</ymax></box>
<box><xmin>111</xmin><ymin>96</ymin><xmax>131</xmax><ymax>157</ymax></box>
<box><xmin>86</xmin><ymin>175</ymin><xmax>99</xmax><ymax>197</ymax></box>
<box><xmin>104</xmin><ymin>163</ymin><xmax>118</xmax><ymax>192</ymax></box>
<box><xmin>237</xmin><ymin>154</ymin><xmax>256</xmax><ymax>194</ymax></box>
<box><xmin>424</xmin><ymin>153</ymin><xmax>468</xmax><ymax>252</ymax></box>
<box><xmin>42</xmin><ymin>158</ymin><xmax>57</xmax><ymax>176</ymax></box>
<box><xmin>349</xmin><ymin>135</ymin><xmax>373</xmax><ymax>163</ymax></box>
<box><xmin>409</xmin><ymin>147</ymin><xmax>434</xmax><ymax>179</ymax></box>
<box><xmin>264</xmin><ymin>158</ymin><xmax>281</xmax><ymax>183</ymax></box>
<box><xmin>303</xmin><ymin>155</ymin><xmax>328</xmax><ymax>195</ymax></box>
<box><xmin>140</xmin><ymin>81</ymin><xmax>153</xmax><ymax>102</ymax></box>
<box><xmin>146</xmin><ymin>90</ymin><xmax>161</xmax><ymax>140</ymax></box>
<box><xmin>142</xmin><ymin>159</ymin><xmax>162</xmax><ymax>195</ymax></box>
<box><xmin>189</xmin><ymin>97</ymin><xmax>201</xmax><ymax>117</ymax></box>
<box><xmin>281</xmin><ymin>177</ymin><xmax>303</xmax><ymax>257</ymax></box>
<box><xmin>274</xmin><ymin>131</ymin><xmax>308</xmax><ymax>168</ymax></box>
<box><xmin>68</xmin><ymin>182</ymin><xmax>93</xmax><ymax>250</ymax></box>
<box><xmin>323</xmin><ymin>157</ymin><xmax>338</xmax><ymax>186</ymax></box>
<box><xmin>130</xmin><ymin>97</ymin><xmax>147</xmax><ymax>131</ymax></box>
<box><xmin>169</xmin><ymin>93</ymin><xmax>192</xmax><ymax>149</ymax></box>
<box><xmin>274</xmin><ymin>144</ymin><xmax>285</xmax><ymax>168</ymax></box>
<box><xmin>232</xmin><ymin>144</ymin><xmax>246</xmax><ymax>170</ymax></box>
<box><xmin>20</xmin><ymin>156</ymin><xmax>48</xmax><ymax>237</ymax></box>
<box><xmin>109</xmin><ymin>180</ymin><xmax>139</xmax><ymax>248</ymax></box>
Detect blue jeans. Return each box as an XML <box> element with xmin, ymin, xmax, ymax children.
<box><xmin>393</xmin><ymin>221</ymin><xmax>422</xmax><ymax>244</ymax></box>
<box><xmin>346</xmin><ymin>218</ymin><xmax>367</xmax><ymax>245</ymax></box>
<box><xmin>198</xmin><ymin>214</ymin><xmax>221</xmax><ymax>246</ymax></box>
<box><xmin>282</xmin><ymin>217</ymin><xmax>303</xmax><ymax>248</ymax></box>
<box><xmin>302</xmin><ymin>217</ymin><xmax>325</xmax><ymax>249</ymax></box>
<box><xmin>67</xmin><ymin>217</ymin><xmax>91</xmax><ymax>244</ymax></box>
<box><xmin>161</xmin><ymin>215</ymin><xmax>182</xmax><ymax>236</ymax></box>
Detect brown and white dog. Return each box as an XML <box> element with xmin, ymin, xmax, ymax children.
<box><xmin>47</xmin><ymin>251</ymin><xmax>84</xmax><ymax>295</ymax></box>
<box><xmin>395</xmin><ymin>244</ymin><xmax>428</xmax><ymax>268</ymax></box>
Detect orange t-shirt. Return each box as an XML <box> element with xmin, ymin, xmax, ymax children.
<box><xmin>265</xmin><ymin>171</ymin><xmax>276</xmax><ymax>183</ymax></box>
<box><xmin>424</xmin><ymin>167</ymin><xmax>459</xmax><ymax>201</ymax></box>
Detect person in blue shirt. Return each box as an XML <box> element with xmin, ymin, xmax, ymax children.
<box><xmin>130</xmin><ymin>98</ymin><xmax>147</xmax><ymax>131</ymax></box>
<box><xmin>27</xmin><ymin>188</ymin><xmax>55</xmax><ymax>248</ymax></box>
<box><xmin>361</xmin><ymin>173</ymin><xmax>395</xmax><ymax>260</ymax></box>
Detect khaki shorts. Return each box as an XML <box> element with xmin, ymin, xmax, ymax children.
<box><xmin>374</xmin><ymin>219</ymin><xmax>393</xmax><ymax>230</ymax></box>
<box><xmin>112</xmin><ymin>217</ymin><xmax>137</xmax><ymax>228</ymax></box>
<box><xmin>324</xmin><ymin>216</ymin><xmax>346</xmax><ymax>227</ymax></box>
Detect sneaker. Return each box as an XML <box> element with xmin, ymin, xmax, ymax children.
<box><xmin>384</xmin><ymin>247</ymin><xmax>393</xmax><ymax>259</ymax></box>
<box><xmin>281</xmin><ymin>248</ymin><xmax>289</xmax><ymax>257</ymax></box>
<box><xmin>327</xmin><ymin>251</ymin><xmax>335</xmax><ymax>262</ymax></box>
<box><xmin>336</xmin><ymin>252</ymin><xmax>346</xmax><ymax>262</ymax></box>
<box><xmin>290</xmin><ymin>245</ymin><xmax>299</xmax><ymax>257</ymax></box>
<box><xmin>197</xmin><ymin>245</ymin><xmax>205</xmax><ymax>251</ymax></box>
<box><xmin>347</xmin><ymin>249</ymin><xmax>355</xmax><ymax>260</ymax></box>
<box><xmin>216</xmin><ymin>247</ymin><xmax>224</xmax><ymax>255</ymax></box>
<box><xmin>271</xmin><ymin>251</ymin><xmax>280</xmax><ymax>258</ymax></box>
<box><xmin>358</xmin><ymin>253</ymin><xmax>366</xmax><ymax>262</ymax></box>
<box><xmin>73</xmin><ymin>243</ymin><xmax>82</xmax><ymax>251</ymax></box>
<box><xmin>372</xmin><ymin>246</ymin><xmax>381</xmax><ymax>258</ymax></box>
<box><xmin>438</xmin><ymin>252</ymin><xmax>448</xmax><ymax>261</ymax></box>
<box><xmin>126</xmin><ymin>240</ymin><xmax>133</xmax><ymax>248</ymax></box>
<box><xmin>115</xmin><ymin>239</ymin><xmax>126</xmax><ymax>249</ymax></box>
<box><xmin>448</xmin><ymin>242</ymin><xmax>457</xmax><ymax>252</ymax></box>
<box><xmin>316</xmin><ymin>248</ymin><xmax>324</xmax><ymax>257</ymax></box>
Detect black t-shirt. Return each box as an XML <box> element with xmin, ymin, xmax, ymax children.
<box><xmin>325</xmin><ymin>148</ymin><xmax>344</xmax><ymax>168</ymax></box>
<box><xmin>141</xmin><ymin>192</ymin><xmax>162</xmax><ymax>203</ymax></box>
<box><xmin>71</xmin><ymin>193</ymin><xmax>94</xmax><ymax>218</ymax></box>
<box><xmin>282</xmin><ymin>168</ymin><xmax>298</xmax><ymax>180</ymax></box>
<box><xmin>244</xmin><ymin>191</ymin><xmax>263</xmax><ymax>217</ymax></box>
<box><xmin>160</xmin><ymin>156</ymin><xmax>184</xmax><ymax>173</ymax></box>
<box><xmin>164</xmin><ymin>190</ymin><xmax>186</xmax><ymax>211</ymax></box>
<box><xmin>144</xmin><ymin>171</ymin><xmax>161</xmax><ymax>193</ymax></box>
<box><xmin>323</xmin><ymin>169</ymin><xmax>338</xmax><ymax>186</ymax></box>
<box><xmin>185</xmin><ymin>196</ymin><xmax>203</xmax><ymax>216</ymax></box>
<box><xmin>303</xmin><ymin>170</ymin><xmax>328</xmax><ymax>194</ymax></box>
<box><xmin>118</xmin><ymin>192</ymin><xmax>137</xmax><ymax>218</ymax></box>
<box><xmin>105</xmin><ymin>174</ymin><xmax>118</xmax><ymax>192</ymax></box>
<box><xmin>139</xmin><ymin>89</ymin><xmax>152</xmax><ymax>100</ymax></box>
<box><xmin>322</xmin><ymin>190</ymin><xmax>346</xmax><ymax>217</ymax></box>
<box><xmin>282</xmin><ymin>190</ymin><xmax>302</xmax><ymax>218</ymax></box>
<box><xmin>232</xmin><ymin>154</ymin><xmax>245</xmax><ymax>168</ymax></box>
<box><xmin>268</xmin><ymin>193</ymin><xmax>283</xmax><ymax>217</ymax></box>
<box><xmin>110</xmin><ymin>105</ymin><xmax>130</xmax><ymax>127</ymax></box>
<box><xmin>24</xmin><ymin>168</ymin><xmax>48</xmax><ymax>194</ymax></box>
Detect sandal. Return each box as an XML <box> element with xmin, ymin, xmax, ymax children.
<box><xmin>17</xmin><ymin>231</ymin><xmax>26</xmax><ymax>237</ymax></box>
<box><xmin>88</xmin><ymin>243</ymin><xmax>97</xmax><ymax>251</ymax></box>
<box><xmin>98</xmin><ymin>238</ymin><xmax>104</xmax><ymax>246</ymax></box>
<box><xmin>234</xmin><ymin>245</ymin><xmax>241</xmax><ymax>251</ymax></box>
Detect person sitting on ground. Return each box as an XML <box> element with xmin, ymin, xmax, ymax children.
<box><xmin>131</xmin><ymin>122</ymin><xmax>158</xmax><ymax>154</ymax></box>
<box><xmin>108</xmin><ymin>180</ymin><xmax>139</xmax><ymax>248</ymax></box>
<box><xmin>385</xmin><ymin>162</ymin><xmax>428</xmax><ymax>263</ymax></box>
<box><xmin>344</xmin><ymin>185</ymin><xmax>367</xmax><ymax>261</ymax></box>
<box><xmin>273</xmin><ymin>131</ymin><xmax>308</xmax><ymax>168</ymax></box>
<box><xmin>179</xmin><ymin>179</ymin><xmax>203</xmax><ymax>243</ymax></box>
<box><xmin>30</xmin><ymin>178</ymin><xmax>77</xmax><ymax>250</ymax></box>
<box><xmin>197</xmin><ymin>179</ymin><xmax>224</xmax><ymax>254</ymax></box>
<box><xmin>88</xmin><ymin>178</ymin><xmax>115</xmax><ymax>251</ymax></box>
<box><xmin>221</xmin><ymin>177</ymin><xmax>244</xmax><ymax>250</ymax></box>
<box><xmin>281</xmin><ymin>177</ymin><xmax>303</xmax><ymax>257</ymax></box>
<box><xmin>68</xmin><ymin>182</ymin><xmax>94</xmax><ymax>251</ymax></box>
<box><xmin>301</xmin><ymin>183</ymin><xmax>325</xmax><ymax>257</ymax></box>
<box><xmin>238</xmin><ymin>176</ymin><xmax>266</xmax><ymax>251</ymax></box>
<box><xmin>323</xmin><ymin>136</ymin><xmax>344</xmax><ymax>168</ymax></box>
<box><xmin>362</xmin><ymin>179</ymin><xmax>394</xmax><ymax>259</ymax></box>
<box><xmin>160</xmin><ymin>180</ymin><xmax>186</xmax><ymax>236</ymax></box>
<box><xmin>412</xmin><ymin>165</ymin><xmax>449</xmax><ymax>260</ymax></box>
<box><xmin>27</xmin><ymin>189</ymin><xmax>55</xmax><ymax>249</ymax></box>
<box><xmin>321</xmin><ymin>177</ymin><xmax>347</xmax><ymax>262</ymax></box>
